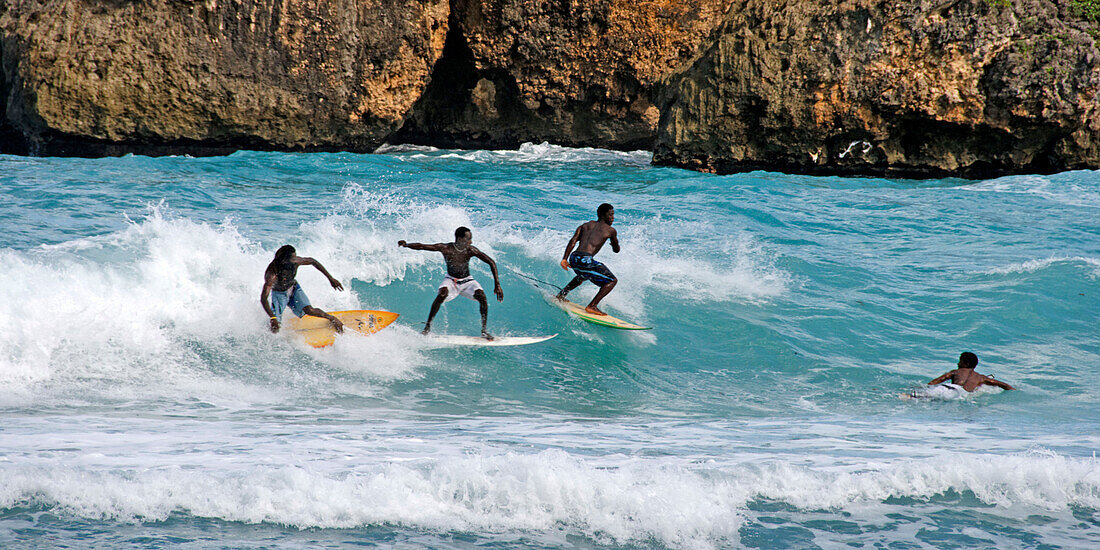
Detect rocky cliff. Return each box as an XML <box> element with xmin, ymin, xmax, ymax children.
<box><xmin>654</xmin><ymin>0</ymin><xmax>1100</xmax><ymax>177</ymax></box>
<box><xmin>0</xmin><ymin>0</ymin><xmax>725</xmax><ymax>156</ymax></box>
<box><xmin>391</xmin><ymin>0</ymin><xmax>729</xmax><ymax>150</ymax></box>
<box><xmin>0</xmin><ymin>0</ymin><xmax>448</xmax><ymax>155</ymax></box>
<box><xmin>2</xmin><ymin>0</ymin><xmax>1099</xmax><ymax>177</ymax></box>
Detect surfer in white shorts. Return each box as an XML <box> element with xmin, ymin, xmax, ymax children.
<box><xmin>398</xmin><ymin>226</ymin><xmax>504</xmax><ymax>339</ymax></box>
<box><xmin>927</xmin><ymin>352</ymin><xmax>1015</xmax><ymax>392</ymax></box>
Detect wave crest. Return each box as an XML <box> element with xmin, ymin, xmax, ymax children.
<box><xmin>1</xmin><ymin>450</ymin><xmax>1095</xmax><ymax>548</ymax></box>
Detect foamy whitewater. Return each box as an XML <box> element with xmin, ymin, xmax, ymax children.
<box><xmin>1</xmin><ymin>144</ymin><xmax>1097</xmax><ymax>549</ymax></box>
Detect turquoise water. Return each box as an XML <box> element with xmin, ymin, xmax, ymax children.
<box><xmin>1</xmin><ymin>143</ymin><xmax>1097</xmax><ymax>548</ymax></box>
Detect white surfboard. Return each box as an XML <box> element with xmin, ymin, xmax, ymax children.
<box><xmin>900</xmin><ymin>383</ymin><xmax>968</xmax><ymax>400</ymax></box>
<box><xmin>430</xmin><ymin>334</ymin><xmax>558</xmax><ymax>346</ymax></box>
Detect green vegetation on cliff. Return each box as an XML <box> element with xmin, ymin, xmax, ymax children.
<box><xmin>1072</xmin><ymin>0</ymin><xmax>1100</xmax><ymax>21</ymax></box>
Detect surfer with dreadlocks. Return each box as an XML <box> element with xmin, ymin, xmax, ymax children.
<box><xmin>261</xmin><ymin>245</ymin><xmax>345</xmax><ymax>334</ymax></box>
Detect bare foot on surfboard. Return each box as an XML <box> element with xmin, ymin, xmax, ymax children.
<box><xmin>481</xmin><ymin>331</ymin><xmax>495</xmax><ymax>341</ymax></box>
<box><xmin>584</xmin><ymin>305</ymin><xmax>608</xmax><ymax>316</ymax></box>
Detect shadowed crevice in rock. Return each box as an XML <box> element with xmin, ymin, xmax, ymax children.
<box><xmin>0</xmin><ymin>32</ymin><xmax>29</xmax><ymax>155</ymax></box>
<box><xmin>390</xmin><ymin>15</ymin><xmax>534</xmax><ymax>150</ymax></box>
<box><xmin>392</xmin><ymin>0</ymin><xmax>726</xmax><ymax>151</ymax></box>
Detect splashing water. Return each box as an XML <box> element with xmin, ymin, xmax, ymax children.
<box><xmin>0</xmin><ymin>149</ymin><xmax>1097</xmax><ymax>549</ymax></box>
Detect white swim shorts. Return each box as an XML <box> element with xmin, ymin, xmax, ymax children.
<box><xmin>439</xmin><ymin>275</ymin><xmax>483</xmax><ymax>302</ymax></box>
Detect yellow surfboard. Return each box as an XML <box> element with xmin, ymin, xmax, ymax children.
<box><xmin>557</xmin><ymin>299</ymin><xmax>651</xmax><ymax>330</ymax></box>
<box><xmin>285</xmin><ymin>310</ymin><xmax>399</xmax><ymax>348</ymax></box>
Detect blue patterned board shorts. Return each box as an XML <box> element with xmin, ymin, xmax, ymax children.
<box><xmin>569</xmin><ymin>252</ymin><xmax>616</xmax><ymax>286</ymax></box>
<box><xmin>270</xmin><ymin>283</ymin><xmax>311</xmax><ymax>319</ymax></box>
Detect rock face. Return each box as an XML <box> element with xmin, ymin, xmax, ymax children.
<box><xmin>654</xmin><ymin>0</ymin><xmax>1100</xmax><ymax>177</ymax></box>
<box><xmin>3</xmin><ymin>0</ymin><xmax>1099</xmax><ymax>178</ymax></box>
<box><xmin>0</xmin><ymin>0</ymin><xmax>448</xmax><ymax>156</ymax></box>
<box><xmin>390</xmin><ymin>0</ymin><xmax>730</xmax><ymax>150</ymax></box>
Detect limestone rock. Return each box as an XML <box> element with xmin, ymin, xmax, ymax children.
<box><xmin>654</xmin><ymin>0</ymin><xmax>1100</xmax><ymax>177</ymax></box>
<box><xmin>0</xmin><ymin>0</ymin><xmax>449</xmax><ymax>155</ymax></box>
<box><xmin>392</xmin><ymin>0</ymin><xmax>729</xmax><ymax>150</ymax></box>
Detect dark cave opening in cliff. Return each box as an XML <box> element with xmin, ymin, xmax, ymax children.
<box><xmin>389</xmin><ymin>13</ymin><xmax>530</xmax><ymax>150</ymax></box>
<box><xmin>0</xmin><ymin>37</ymin><xmax>30</xmax><ymax>155</ymax></box>
<box><xmin>389</xmin><ymin>17</ymin><xmax>481</xmax><ymax>148</ymax></box>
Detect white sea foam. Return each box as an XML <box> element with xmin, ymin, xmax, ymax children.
<box><xmin>0</xmin><ymin>449</ymin><xmax>1095</xmax><ymax>548</ymax></box>
<box><xmin>374</xmin><ymin>143</ymin><xmax>441</xmax><ymax>154</ymax></box>
<box><xmin>964</xmin><ymin>172</ymin><xmax>1100</xmax><ymax>208</ymax></box>
<box><xmin>332</xmin><ymin>187</ymin><xmax>790</xmax><ymax>326</ymax></box>
<box><xmin>0</xmin><ymin>210</ymin><xmax>255</xmax><ymax>388</ymax></box>
<box><xmin>332</xmin><ymin>184</ymin><xmax>477</xmax><ymax>287</ymax></box>
<box><xmin>0</xmin><ymin>206</ymin><xmax>430</xmax><ymax>403</ymax></box>
<box><xmin>619</xmin><ymin>217</ymin><xmax>791</xmax><ymax>304</ymax></box>
<box><xmin>905</xmin><ymin>383</ymin><xmax>1002</xmax><ymax>401</ymax></box>
<box><xmin>2</xmin><ymin>186</ymin><xmax>787</xmax><ymax>402</ymax></box>
<box><xmin>985</xmin><ymin>255</ymin><xmax>1100</xmax><ymax>277</ymax></box>
<box><xmin>493</xmin><ymin>218</ymin><xmax>791</xmax><ymax>323</ymax></box>
<box><xmin>381</xmin><ymin>142</ymin><xmax>652</xmax><ymax>166</ymax></box>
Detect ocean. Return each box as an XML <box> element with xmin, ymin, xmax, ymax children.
<box><xmin>1</xmin><ymin>143</ymin><xmax>1097</xmax><ymax>549</ymax></box>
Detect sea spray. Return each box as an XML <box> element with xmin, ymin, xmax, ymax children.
<box><xmin>1</xmin><ymin>450</ymin><xmax>1095</xmax><ymax>547</ymax></box>
<box><xmin>2</xmin><ymin>148</ymin><xmax>1097</xmax><ymax>548</ymax></box>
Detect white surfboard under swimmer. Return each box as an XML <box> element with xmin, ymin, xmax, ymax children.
<box><xmin>429</xmin><ymin>334</ymin><xmax>558</xmax><ymax>347</ymax></box>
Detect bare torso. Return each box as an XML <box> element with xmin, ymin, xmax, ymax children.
<box><xmin>266</xmin><ymin>260</ymin><xmax>299</xmax><ymax>292</ymax></box>
<box><xmin>573</xmin><ymin>220</ymin><xmax>616</xmax><ymax>256</ymax></box>
<box><xmin>948</xmin><ymin>369</ymin><xmax>995</xmax><ymax>391</ymax></box>
<box><xmin>439</xmin><ymin>243</ymin><xmax>478</xmax><ymax>278</ymax></box>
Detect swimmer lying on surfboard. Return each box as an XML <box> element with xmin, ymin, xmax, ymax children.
<box><xmin>927</xmin><ymin>352</ymin><xmax>1015</xmax><ymax>392</ymax></box>
<box><xmin>556</xmin><ymin>203</ymin><xmax>619</xmax><ymax>316</ymax></box>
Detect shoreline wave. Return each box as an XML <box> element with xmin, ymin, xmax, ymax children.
<box><xmin>1</xmin><ymin>450</ymin><xmax>1095</xmax><ymax>547</ymax></box>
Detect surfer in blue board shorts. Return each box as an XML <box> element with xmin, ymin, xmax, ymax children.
<box><xmin>556</xmin><ymin>203</ymin><xmax>619</xmax><ymax>315</ymax></box>
<box><xmin>926</xmin><ymin>352</ymin><xmax>1015</xmax><ymax>392</ymax></box>
<box><xmin>398</xmin><ymin>226</ymin><xmax>504</xmax><ymax>340</ymax></box>
<box><xmin>261</xmin><ymin>245</ymin><xmax>345</xmax><ymax>334</ymax></box>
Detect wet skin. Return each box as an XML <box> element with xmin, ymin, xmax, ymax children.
<box><xmin>928</xmin><ymin>360</ymin><xmax>1015</xmax><ymax>391</ymax></box>
<box><xmin>557</xmin><ymin>208</ymin><xmax>620</xmax><ymax>315</ymax></box>
<box><xmin>398</xmin><ymin>232</ymin><xmax>503</xmax><ymax>339</ymax></box>
<box><xmin>260</xmin><ymin>253</ymin><xmax>345</xmax><ymax>334</ymax></box>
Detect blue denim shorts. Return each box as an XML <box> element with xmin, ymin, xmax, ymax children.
<box><xmin>270</xmin><ymin>283</ymin><xmax>311</xmax><ymax>319</ymax></box>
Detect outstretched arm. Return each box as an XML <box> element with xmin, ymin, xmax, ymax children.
<box><xmin>982</xmin><ymin>377</ymin><xmax>1015</xmax><ymax>391</ymax></box>
<box><xmin>398</xmin><ymin>240</ymin><xmax>446</xmax><ymax>252</ymax></box>
<box><xmin>610</xmin><ymin>227</ymin><xmax>620</xmax><ymax>253</ymax></box>
<box><xmin>260</xmin><ymin>272</ymin><xmax>279</xmax><ymax>333</ymax></box>
<box><xmin>298</xmin><ymin>257</ymin><xmax>344</xmax><ymax>291</ymax></box>
<box><xmin>928</xmin><ymin>370</ymin><xmax>955</xmax><ymax>385</ymax></box>
<box><xmin>560</xmin><ymin>226</ymin><xmax>582</xmax><ymax>269</ymax></box>
<box><xmin>473</xmin><ymin>247</ymin><xmax>504</xmax><ymax>302</ymax></box>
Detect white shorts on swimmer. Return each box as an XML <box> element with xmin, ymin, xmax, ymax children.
<box><xmin>439</xmin><ymin>275</ymin><xmax>483</xmax><ymax>302</ymax></box>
